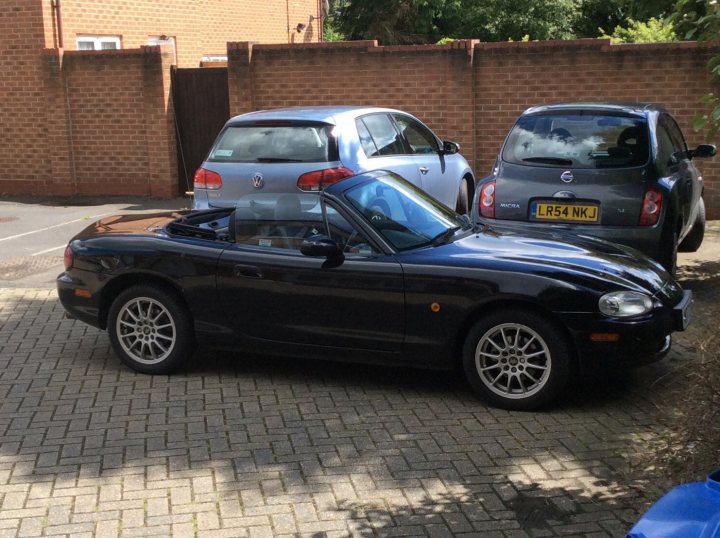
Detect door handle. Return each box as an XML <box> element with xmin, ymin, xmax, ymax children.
<box><xmin>419</xmin><ymin>167</ymin><xmax>429</xmax><ymax>175</ymax></box>
<box><xmin>233</xmin><ymin>264</ymin><xmax>262</xmax><ymax>278</ymax></box>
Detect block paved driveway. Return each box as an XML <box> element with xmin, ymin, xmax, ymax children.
<box><xmin>0</xmin><ymin>224</ymin><xmax>717</xmax><ymax>537</ymax></box>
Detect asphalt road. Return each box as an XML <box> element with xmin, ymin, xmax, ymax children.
<box><xmin>0</xmin><ymin>196</ymin><xmax>190</xmax><ymax>287</ymax></box>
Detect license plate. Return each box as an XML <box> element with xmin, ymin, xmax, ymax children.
<box><xmin>531</xmin><ymin>202</ymin><xmax>599</xmax><ymax>223</ymax></box>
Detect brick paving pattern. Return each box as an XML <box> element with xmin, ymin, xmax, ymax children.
<box><xmin>0</xmin><ymin>287</ymin><xmax>701</xmax><ymax>537</ymax></box>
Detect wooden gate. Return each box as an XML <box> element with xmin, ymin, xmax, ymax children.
<box><xmin>171</xmin><ymin>67</ymin><xmax>229</xmax><ymax>193</ymax></box>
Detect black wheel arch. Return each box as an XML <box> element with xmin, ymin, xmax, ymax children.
<box><xmin>98</xmin><ymin>272</ymin><xmax>192</xmax><ymax>330</ymax></box>
<box><xmin>452</xmin><ymin>298</ymin><xmax>578</xmax><ymax>370</ymax></box>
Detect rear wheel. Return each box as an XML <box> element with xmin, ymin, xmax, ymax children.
<box><xmin>679</xmin><ymin>197</ymin><xmax>705</xmax><ymax>253</ymax></box>
<box><xmin>462</xmin><ymin>309</ymin><xmax>571</xmax><ymax>410</ymax></box>
<box><xmin>107</xmin><ymin>284</ymin><xmax>195</xmax><ymax>374</ymax></box>
<box><xmin>455</xmin><ymin>179</ymin><xmax>470</xmax><ymax>215</ymax></box>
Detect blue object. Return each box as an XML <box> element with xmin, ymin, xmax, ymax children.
<box><xmin>627</xmin><ymin>469</ymin><xmax>720</xmax><ymax>538</ymax></box>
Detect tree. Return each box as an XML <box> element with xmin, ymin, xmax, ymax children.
<box><xmin>670</xmin><ymin>0</ymin><xmax>720</xmax><ymax>141</ymax></box>
<box><xmin>599</xmin><ymin>16</ymin><xmax>677</xmax><ymax>42</ymax></box>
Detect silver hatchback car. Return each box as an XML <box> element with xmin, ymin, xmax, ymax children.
<box><xmin>192</xmin><ymin>106</ymin><xmax>475</xmax><ymax>213</ymax></box>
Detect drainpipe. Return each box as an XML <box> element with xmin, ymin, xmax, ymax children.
<box><xmin>286</xmin><ymin>0</ymin><xmax>291</xmax><ymax>43</ymax></box>
<box><xmin>52</xmin><ymin>0</ymin><xmax>64</xmax><ymax>48</ymax></box>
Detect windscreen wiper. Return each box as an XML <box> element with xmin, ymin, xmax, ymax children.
<box><xmin>430</xmin><ymin>226</ymin><xmax>461</xmax><ymax>246</ymax></box>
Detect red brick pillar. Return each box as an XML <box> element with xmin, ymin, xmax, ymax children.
<box><xmin>143</xmin><ymin>45</ymin><xmax>178</xmax><ymax>198</ymax></box>
<box><xmin>41</xmin><ymin>49</ymin><xmax>75</xmax><ymax>196</ymax></box>
<box><xmin>227</xmin><ymin>42</ymin><xmax>256</xmax><ymax>117</ymax></box>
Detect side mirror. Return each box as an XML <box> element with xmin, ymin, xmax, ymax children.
<box><xmin>441</xmin><ymin>140</ymin><xmax>460</xmax><ymax>155</ymax></box>
<box><xmin>689</xmin><ymin>144</ymin><xmax>717</xmax><ymax>159</ymax></box>
<box><xmin>300</xmin><ymin>234</ymin><xmax>343</xmax><ymax>260</ymax></box>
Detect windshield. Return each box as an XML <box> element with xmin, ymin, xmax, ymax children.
<box><xmin>502</xmin><ymin>113</ymin><xmax>649</xmax><ymax>169</ymax></box>
<box><xmin>341</xmin><ymin>174</ymin><xmax>469</xmax><ymax>251</ymax></box>
<box><xmin>208</xmin><ymin>123</ymin><xmax>336</xmax><ymax>163</ymax></box>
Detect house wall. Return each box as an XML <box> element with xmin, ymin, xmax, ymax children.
<box><xmin>41</xmin><ymin>0</ymin><xmax>321</xmax><ymax>67</ymax></box>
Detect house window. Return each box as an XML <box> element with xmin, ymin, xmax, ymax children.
<box><xmin>76</xmin><ymin>35</ymin><xmax>121</xmax><ymax>51</ymax></box>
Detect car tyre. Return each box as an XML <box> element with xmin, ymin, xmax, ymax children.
<box><xmin>107</xmin><ymin>284</ymin><xmax>195</xmax><ymax>374</ymax></box>
<box><xmin>679</xmin><ymin>197</ymin><xmax>705</xmax><ymax>253</ymax></box>
<box><xmin>455</xmin><ymin>178</ymin><xmax>469</xmax><ymax>215</ymax></box>
<box><xmin>462</xmin><ymin>309</ymin><xmax>571</xmax><ymax>411</ymax></box>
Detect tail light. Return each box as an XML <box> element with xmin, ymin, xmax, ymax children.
<box><xmin>297</xmin><ymin>167</ymin><xmax>354</xmax><ymax>191</ymax></box>
<box><xmin>193</xmin><ymin>168</ymin><xmax>222</xmax><ymax>190</ymax></box>
<box><xmin>639</xmin><ymin>188</ymin><xmax>662</xmax><ymax>226</ymax></box>
<box><xmin>64</xmin><ymin>245</ymin><xmax>74</xmax><ymax>270</ymax></box>
<box><xmin>479</xmin><ymin>180</ymin><xmax>496</xmax><ymax>218</ymax></box>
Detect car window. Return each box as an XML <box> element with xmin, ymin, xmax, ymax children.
<box><xmin>232</xmin><ymin>193</ymin><xmax>377</xmax><ymax>256</ymax></box>
<box><xmin>661</xmin><ymin>115</ymin><xmax>688</xmax><ymax>158</ymax></box>
<box><xmin>393</xmin><ymin>115</ymin><xmax>439</xmax><ymax>154</ymax></box>
<box><xmin>342</xmin><ymin>174</ymin><xmax>467</xmax><ymax>251</ymax></box>
<box><xmin>502</xmin><ymin>113</ymin><xmax>649</xmax><ymax>169</ymax></box>
<box><xmin>357</xmin><ymin>115</ymin><xmax>405</xmax><ymax>157</ymax></box>
<box><xmin>656</xmin><ymin>122</ymin><xmax>680</xmax><ymax>175</ymax></box>
<box><xmin>208</xmin><ymin>123</ymin><xmax>335</xmax><ymax>163</ymax></box>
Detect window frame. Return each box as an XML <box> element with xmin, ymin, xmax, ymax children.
<box><xmin>391</xmin><ymin>113</ymin><xmax>440</xmax><ymax>155</ymax></box>
<box><xmin>355</xmin><ymin>113</ymin><xmax>406</xmax><ymax>158</ymax></box>
<box><xmin>76</xmin><ymin>35</ymin><xmax>122</xmax><ymax>51</ymax></box>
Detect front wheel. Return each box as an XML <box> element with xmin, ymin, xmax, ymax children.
<box><xmin>462</xmin><ymin>309</ymin><xmax>571</xmax><ymax>410</ymax></box>
<box><xmin>107</xmin><ymin>284</ymin><xmax>195</xmax><ymax>374</ymax></box>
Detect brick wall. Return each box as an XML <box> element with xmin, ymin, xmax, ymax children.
<box><xmin>227</xmin><ymin>39</ymin><xmax>720</xmax><ymax>218</ymax></box>
<box><xmin>4</xmin><ymin>46</ymin><xmax>178</xmax><ymax>198</ymax></box>
<box><xmin>0</xmin><ymin>1</ymin><xmax>54</xmax><ymax>194</ymax></box>
<box><xmin>42</xmin><ymin>0</ymin><xmax>321</xmax><ymax>67</ymax></box>
<box><xmin>228</xmin><ymin>40</ymin><xmax>478</xmax><ymax>166</ymax></box>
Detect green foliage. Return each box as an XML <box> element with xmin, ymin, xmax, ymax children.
<box><xmin>330</xmin><ymin>0</ymin><xmax>682</xmax><ymax>44</ymax></box>
<box><xmin>599</xmin><ymin>16</ymin><xmax>677</xmax><ymax>42</ymax></box>
<box><xmin>670</xmin><ymin>0</ymin><xmax>720</xmax><ymax>141</ymax></box>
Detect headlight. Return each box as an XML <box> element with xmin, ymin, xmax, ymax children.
<box><xmin>599</xmin><ymin>291</ymin><xmax>654</xmax><ymax>317</ymax></box>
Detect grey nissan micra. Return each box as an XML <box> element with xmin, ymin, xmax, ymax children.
<box><xmin>193</xmin><ymin>106</ymin><xmax>475</xmax><ymax>214</ymax></box>
<box><xmin>473</xmin><ymin>102</ymin><xmax>716</xmax><ymax>273</ymax></box>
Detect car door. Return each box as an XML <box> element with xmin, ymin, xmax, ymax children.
<box><xmin>655</xmin><ymin>117</ymin><xmax>689</xmax><ymax>224</ymax></box>
<box><xmin>662</xmin><ymin>114</ymin><xmax>699</xmax><ymax>231</ymax></box>
<box><xmin>391</xmin><ymin>114</ymin><xmax>456</xmax><ymax>207</ymax></box>
<box><xmin>217</xmin><ymin>195</ymin><xmax>405</xmax><ymax>352</ymax></box>
<box><xmin>355</xmin><ymin>114</ymin><xmax>422</xmax><ymax>188</ymax></box>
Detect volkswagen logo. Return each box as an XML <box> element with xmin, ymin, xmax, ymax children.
<box><xmin>560</xmin><ymin>170</ymin><xmax>574</xmax><ymax>183</ymax></box>
<box><xmin>250</xmin><ymin>173</ymin><xmax>264</xmax><ymax>189</ymax></box>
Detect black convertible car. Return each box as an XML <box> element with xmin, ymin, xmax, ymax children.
<box><xmin>57</xmin><ymin>171</ymin><xmax>691</xmax><ymax>410</ymax></box>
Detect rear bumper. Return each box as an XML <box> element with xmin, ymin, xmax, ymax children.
<box><xmin>477</xmin><ymin>218</ymin><xmax>665</xmax><ymax>261</ymax></box>
<box><xmin>57</xmin><ymin>272</ymin><xmax>103</xmax><ymax>329</ymax></box>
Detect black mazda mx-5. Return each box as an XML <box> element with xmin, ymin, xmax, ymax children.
<box><xmin>57</xmin><ymin>170</ymin><xmax>691</xmax><ymax>410</ymax></box>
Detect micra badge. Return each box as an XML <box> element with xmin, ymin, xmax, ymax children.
<box><xmin>499</xmin><ymin>202</ymin><xmax>520</xmax><ymax>209</ymax></box>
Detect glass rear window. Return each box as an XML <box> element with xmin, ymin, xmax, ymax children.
<box><xmin>208</xmin><ymin>123</ymin><xmax>335</xmax><ymax>163</ymax></box>
<box><xmin>502</xmin><ymin>113</ymin><xmax>649</xmax><ymax>169</ymax></box>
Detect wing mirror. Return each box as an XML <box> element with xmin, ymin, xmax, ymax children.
<box><xmin>441</xmin><ymin>140</ymin><xmax>460</xmax><ymax>155</ymax></box>
<box><xmin>300</xmin><ymin>235</ymin><xmax>344</xmax><ymax>260</ymax></box>
<box><xmin>689</xmin><ymin>144</ymin><xmax>717</xmax><ymax>159</ymax></box>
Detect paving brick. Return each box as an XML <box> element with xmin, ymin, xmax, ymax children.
<box><xmin>0</xmin><ymin>286</ymin><xmax>710</xmax><ymax>537</ymax></box>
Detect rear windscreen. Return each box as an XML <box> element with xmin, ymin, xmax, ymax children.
<box><xmin>502</xmin><ymin>113</ymin><xmax>649</xmax><ymax>169</ymax></box>
<box><xmin>208</xmin><ymin>123</ymin><xmax>335</xmax><ymax>163</ymax></box>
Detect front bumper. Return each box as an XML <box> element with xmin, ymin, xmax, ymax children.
<box><xmin>558</xmin><ymin>289</ymin><xmax>691</xmax><ymax>369</ymax></box>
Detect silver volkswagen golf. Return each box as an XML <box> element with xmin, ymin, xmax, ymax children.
<box><xmin>192</xmin><ymin>106</ymin><xmax>475</xmax><ymax>213</ymax></box>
